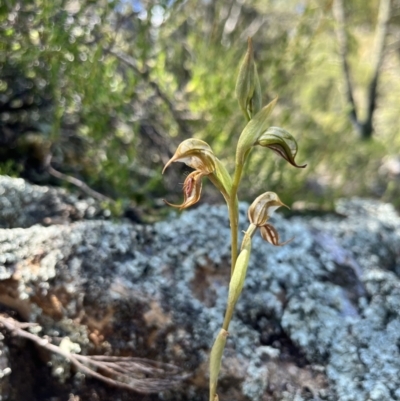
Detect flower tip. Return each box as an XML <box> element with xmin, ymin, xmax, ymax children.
<box><xmin>293</xmin><ymin>161</ymin><xmax>307</xmax><ymax>169</ymax></box>
<box><xmin>162</xmin><ymin>158</ymin><xmax>175</xmax><ymax>174</ymax></box>
<box><xmin>162</xmin><ymin>198</ymin><xmax>184</xmax><ymax>210</ymax></box>
<box><xmin>274</xmin><ymin>236</ymin><xmax>295</xmax><ymax>247</ymax></box>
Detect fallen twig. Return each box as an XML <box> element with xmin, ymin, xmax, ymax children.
<box><xmin>0</xmin><ymin>314</ymin><xmax>187</xmax><ymax>393</ymax></box>
<box><xmin>43</xmin><ymin>154</ymin><xmax>114</xmax><ymax>204</ymax></box>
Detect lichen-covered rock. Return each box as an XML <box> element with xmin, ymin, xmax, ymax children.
<box><xmin>280</xmin><ymin>199</ymin><xmax>400</xmax><ymax>401</ymax></box>
<box><xmin>0</xmin><ymin>176</ymin><xmax>400</xmax><ymax>401</ymax></box>
<box><xmin>0</xmin><ymin>175</ymin><xmax>107</xmax><ymax>228</ymax></box>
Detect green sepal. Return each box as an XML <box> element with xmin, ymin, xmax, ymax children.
<box><xmin>257</xmin><ymin>126</ymin><xmax>307</xmax><ymax>168</ymax></box>
<box><xmin>235</xmin><ymin>98</ymin><xmax>278</xmax><ymax>165</ymax></box>
<box><xmin>208</xmin><ymin>158</ymin><xmax>233</xmax><ymax>203</ymax></box>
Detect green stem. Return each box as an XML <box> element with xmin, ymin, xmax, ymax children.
<box><xmin>210</xmin><ymin>225</ymin><xmax>255</xmax><ymax>401</ymax></box>
<box><xmin>228</xmin><ymin>163</ymin><xmax>244</xmax><ymax>275</ymax></box>
<box><xmin>228</xmin><ymin>199</ymin><xmax>238</xmax><ymax>276</ymax></box>
<box><xmin>222</xmin><ymin>304</ymin><xmax>234</xmax><ymax>332</ymax></box>
<box><xmin>210</xmin><ymin>152</ymin><xmax>247</xmax><ymax>401</ymax></box>
<box><xmin>209</xmin><ymin>329</ymin><xmax>228</xmax><ymax>401</ymax></box>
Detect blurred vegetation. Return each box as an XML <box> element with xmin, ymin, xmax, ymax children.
<box><xmin>1</xmin><ymin>0</ymin><xmax>400</xmax><ymax>219</ymax></box>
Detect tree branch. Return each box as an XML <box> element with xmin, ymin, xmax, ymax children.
<box><xmin>45</xmin><ymin>155</ymin><xmax>113</xmax><ymax>203</ymax></box>
<box><xmin>333</xmin><ymin>0</ymin><xmax>392</xmax><ymax>139</ymax></box>
<box><xmin>333</xmin><ymin>0</ymin><xmax>360</xmax><ymax>134</ymax></box>
<box><xmin>106</xmin><ymin>48</ymin><xmax>191</xmax><ymax>137</ymax></box>
<box><xmin>364</xmin><ymin>0</ymin><xmax>392</xmax><ymax>138</ymax></box>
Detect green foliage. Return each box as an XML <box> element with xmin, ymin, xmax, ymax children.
<box><xmin>1</xmin><ymin>0</ymin><xmax>400</xmax><ymax>214</ymax></box>
<box><xmin>0</xmin><ymin>160</ymin><xmax>23</xmax><ymax>177</ymax></box>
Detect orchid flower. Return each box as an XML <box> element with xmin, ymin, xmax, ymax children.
<box><xmin>162</xmin><ymin>138</ymin><xmax>232</xmax><ymax>210</ymax></box>
<box><xmin>163</xmin><ymin>38</ymin><xmax>305</xmax><ymax>401</ymax></box>
<box><xmin>248</xmin><ymin>192</ymin><xmax>293</xmax><ymax>246</ymax></box>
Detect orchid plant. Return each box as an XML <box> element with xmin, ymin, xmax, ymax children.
<box><xmin>163</xmin><ymin>38</ymin><xmax>306</xmax><ymax>401</ymax></box>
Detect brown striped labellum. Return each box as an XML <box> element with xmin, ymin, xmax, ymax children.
<box><xmin>260</xmin><ymin>223</ymin><xmax>293</xmax><ymax>247</ymax></box>
<box><xmin>164</xmin><ymin>170</ymin><xmax>205</xmax><ymax>210</ymax></box>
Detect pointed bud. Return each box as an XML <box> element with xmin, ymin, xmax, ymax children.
<box><xmin>257</xmin><ymin>127</ymin><xmax>307</xmax><ymax>168</ymax></box>
<box><xmin>236</xmin><ymin>98</ymin><xmax>278</xmax><ymax>165</ymax></box>
<box><xmin>162</xmin><ymin>138</ymin><xmax>216</xmax><ymax>175</ymax></box>
<box><xmin>260</xmin><ymin>223</ymin><xmax>293</xmax><ymax>246</ymax></box>
<box><xmin>227</xmin><ymin>233</ymin><xmax>251</xmax><ymax>308</ymax></box>
<box><xmin>248</xmin><ymin>192</ymin><xmax>287</xmax><ymax>227</ymax></box>
<box><xmin>235</xmin><ymin>37</ymin><xmax>262</xmax><ymax>120</ymax></box>
<box><xmin>163</xmin><ymin>170</ymin><xmax>204</xmax><ymax>210</ymax></box>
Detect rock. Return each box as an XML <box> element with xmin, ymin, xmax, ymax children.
<box><xmin>0</xmin><ymin>175</ymin><xmax>107</xmax><ymax>228</ymax></box>
<box><xmin>0</xmin><ymin>176</ymin><xmax>400</xmax><ymax>400</ymax></box>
